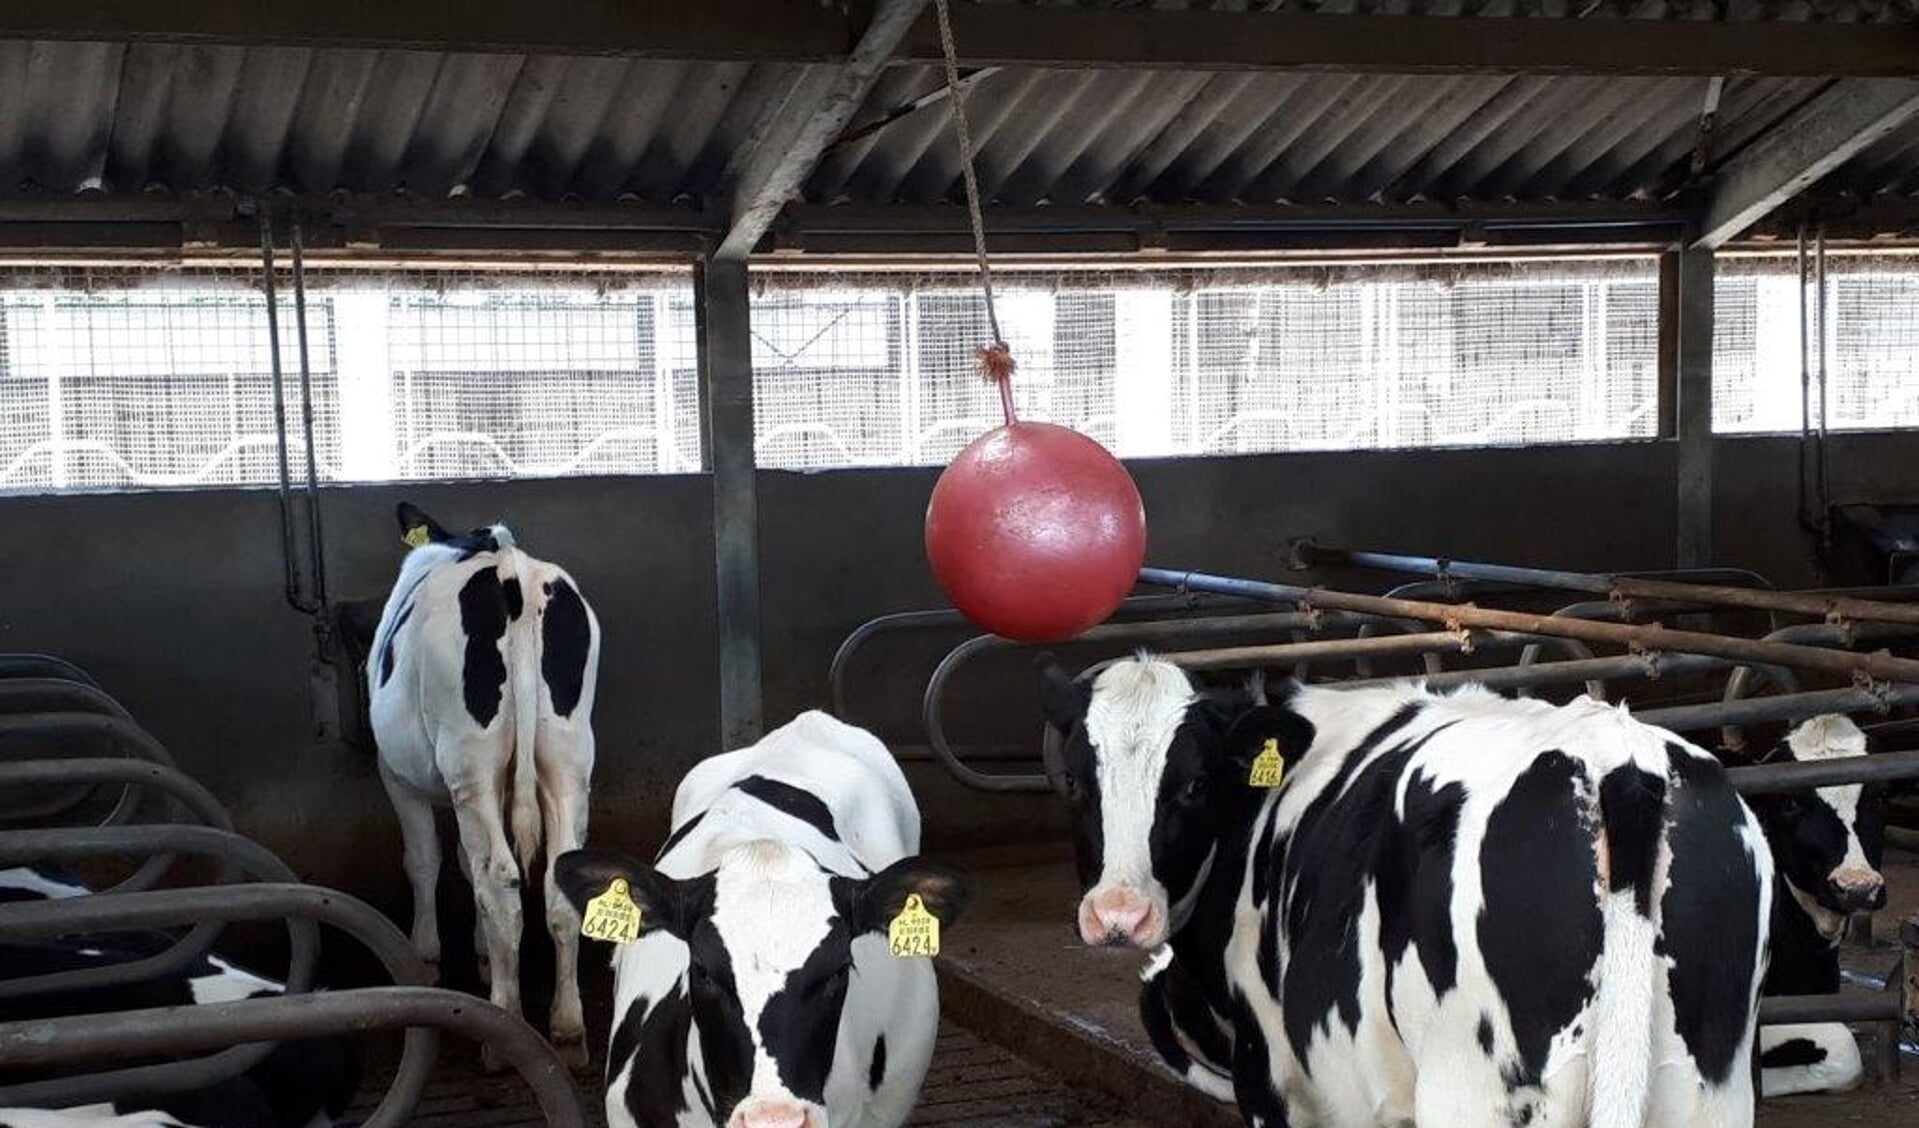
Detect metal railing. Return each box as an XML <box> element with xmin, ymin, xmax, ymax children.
<box><xmin>0</xmin><ymin>657</ymin><xmax>587</xmax><ymax>1125</ymax></box>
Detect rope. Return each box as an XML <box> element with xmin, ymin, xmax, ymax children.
<box><xmin>932</xmin><ymin>0</ymin><xmax>1002</xmax><ymax>347</ymax></box>
<box><xmin>932</xmin><ymin>0</ymin><xmax>1018</xmax><ymax>424</ymax></box>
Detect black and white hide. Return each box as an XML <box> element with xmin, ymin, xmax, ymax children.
<box><xmin>367</xmin><ymin>502</ymin><xmax>601</xmax><ymax>1069</ymax></box>
<box><xmin>0</xmin><ymin>866</ymin><xmax>360</xmax><ymax>1128</ymax></box>
<box><xmin>1039</xmin><ymin>656</ymin><xmax>1774</xmax><ymax>1128</ymax></box>
<box><xmin>1744</xmin><ymin>714</ymin><xmax>1888</xmax><ymax>1098</ymax></box>
<box><xmin>555</xmin><ymin>711</ymin><xmax>975</xmax><ymax>1128</ymax></box>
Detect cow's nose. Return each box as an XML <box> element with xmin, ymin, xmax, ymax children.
<box><xmin>732</xmin><ymin>1097</ymin><xmax>812</xmax><ymax>1128</ymax></box>
<box><xmin>1832</xmin><ymin>867</ymin><xmax>1887</xmax><ymax>912</ymax></box>
<box><xmin>1080</xmin><ymin>888</ymin><xmax>1162</xmax><ymax>948</ymax></box>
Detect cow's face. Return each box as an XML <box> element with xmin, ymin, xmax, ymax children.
<box><xmin>557</xmin><ymin>844</ymin><xmax>972</xmax><ymax>1128</ymax></box>
<box><xmin>1038</xmin><ymin>655</ymin><xmax>1305</xmax><ymax>949</ymax></box>
<box><xmin>394</xmin><ymin>501</ymin><xmax>514</xmax><ymax>556</ymax></box>
<box><xmin>1756</xmin><ymin>715</ymin><xmax>1887</xmax><ymax>930</ymax></box>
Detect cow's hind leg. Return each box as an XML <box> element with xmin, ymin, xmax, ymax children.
<box><xmin>379</xmin><ymin>762</ymin><xmax>443</xmax><ymax>982</ymax></box>
<box><xmin>449</xmin><ymin>771</ymin><xmax>526</xmax><ymax>1073</ymax></box>
<box><xmin>540</xmin><ymin>750</ymin><xmax>592</xmax><ymax>1072</ymax></box>
<box><xmin>453</xmin><ymin>844</ymin><xmax>491</xmax><ymax>987</ymax></box>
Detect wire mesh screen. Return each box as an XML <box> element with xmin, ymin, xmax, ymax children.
<box><xmin>0</xmin><ymin>276</ymin><xmax>337</xmax><ymax>491</ymax></box>
<box><xmin>0</xmin><ymin>268</ymin><xmax>696</xmax><ymax>492</ymax></box>
<box><xmin>387</xmin><ymin>282</ymin><xmax>698</xmax><ymax>479</ymax></box>
<box><xmin>750</xmin><ymin>262</ymin><xmax>1662</xmax><ymax>469</ymax></box>
<box><xmin>1714</xmin><ymin>254</ymin><xmax>1919</xmax><ymax>434</ymax></box>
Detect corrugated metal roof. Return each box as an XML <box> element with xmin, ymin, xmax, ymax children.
<box><xmin>0</xmin><ymin>33</ymin><xmax>1906</xmax><ymax>218</ymax></box>
<box><xmin>0</xmin><ymin>41</ymin><xmax>801</xmax><ymax>203</ymax></box>
<box><xmin>810</xmin><ymin>67</ymin><xmax>1828</xmax><ymax>206</ymax></box>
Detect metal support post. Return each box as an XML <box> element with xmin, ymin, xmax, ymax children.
<box><xmin>1676</xmin><ymin>244</ymin><xmax>1715</xmax><ymax>568</ymax></box>
<box><xmin>697</xmin><ymin>256</ymin><xmax>763</xmax><ymax>748</ymax></box>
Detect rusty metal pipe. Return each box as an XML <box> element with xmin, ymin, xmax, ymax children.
<box><xmin>1138</xmin><ymin>568</ymin><xmax>1919</xmax><ymax>684</ymax></box>
<box><xmin>829</xmin><ymin>593</ymin><xmax>1258</xmax><ymax>718</ymax></box>
<box><xmin>922</xmin><ymin>613</ymin><xmax>1333</xmax><ymax>792</ymax></box>
<box><xmin>1726</xmin><ymin>747</ymin><xmax>1919</xmax><ymax>794</ymax></box>
<box><xmin>1295</xmin><ymin>544</ymin><xmax>1919</xmax><ymax>627</ymax></box>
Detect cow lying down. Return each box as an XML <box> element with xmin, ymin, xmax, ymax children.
<box><xmin>0</xmin><ymin>865</ymin><xmax>360</xmax><ymax>1128</ymax></box>
<box><xmin>1041</xmin><ymin>658</ymin><xmax>1773</xmax><ymax>1128</ymax></box>
<box><xmin>0</xmin><ymin>1110</ymin><xmax>197</xmax><ymax>1128</ymax></box>
<box><xmin>557</xmin><ymin>710</ymin><xmax>975</xmax><ymax>1128</ymax></box>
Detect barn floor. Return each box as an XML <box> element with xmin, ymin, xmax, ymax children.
<box><xmin>343</xmin><ymin>839</ymin><xmax>1918</xmax><ymax>1126</ymax></box>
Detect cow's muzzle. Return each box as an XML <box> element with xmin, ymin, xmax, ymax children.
<box><xmin>1830</xmin><ymin>866</ymin><xmax>1887</xmax><ymax>913</ymax></box>
<box><xmin>1079</xmin><ymin>886</ymin><xmax>1165</xmax><ymax>948</ymax></box>
<box><xmin>730</xmin><ymin>1096</ymin><xmax>819</xmax><ymax>1128</ymax></box>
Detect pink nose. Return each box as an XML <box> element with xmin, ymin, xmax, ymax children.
<box><xmin>734</xmin><ymin>1098</ymin><xmax>810</xmax><ymax>1128</ymax></box>
<box><xmin>1080</xmin><ymin>888</ymin><xmax>1160</xmax><ymax>947</ymax></box>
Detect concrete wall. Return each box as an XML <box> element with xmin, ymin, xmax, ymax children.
<box><xmin>1713</xmin><ymin>431</ymin><xmax>1919</xmax><ymax>589</ymax></box>
<box><xmin>6</xmin><ymin>430</ymin><xmax>1911</xmax><ymax>914</ymax></box>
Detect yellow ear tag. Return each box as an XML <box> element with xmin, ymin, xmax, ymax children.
<box><xmin>1248</xmin><ymin>738</ymin><xmax>1286</xmax><ymax>789</ymax></box>
<box><xmin>581</xmin><ymin>878</ymin><xmax>642</xmax><ymax>944</ymax></box>
<box><xmin>402</xmin><ymin>525</ymin><xmax>431</xmax><ymax>549</ymax></box>
<box><xmin>887</xmin><ymin>894</ymin><xmax>940</xmax><ymax>959</ymax></box>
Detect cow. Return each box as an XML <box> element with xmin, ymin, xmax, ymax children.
<box><xmin>0</xmin><ymin>1110</ymin><xmax>199</xmax><ymax>1127</ymax></box>
<box><xmin>554</xmin><ymin>710</ymin><xmax>975</xmax><ymax>1128</ymax></box>
<box><xmin>0</xmin><ymin>865</ymin><xmax>361</xmax><ymax>1128</ymax></box>
<box><xmin>1742</xmin><ymin>714</ymin><xmax>1888</xmax><ymax>1098</ymax></box>
<box><xmin>1038</xmin><ymin>655</ymin><xmax>1773</xmax><ymax>1128</ymax></box>
<box><xmin>368</xmin><ymin>502</ymin><xmax>602</xmax><ymax>1070</ymax></box>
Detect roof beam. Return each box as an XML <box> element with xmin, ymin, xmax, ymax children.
<box><xmin>5</xmin><ymin>2</ymin><xmax>1919</xmax><ymax>77</ymax></box>
<box><xmin>715</xmin><ymin>0</ymin><xmax>929</xmax><ymax>260</ymax></box>
<box><xmin>1695</xmin><ymin>79</ymin><xmax>1919</xmax><ymax>249</ymax></box>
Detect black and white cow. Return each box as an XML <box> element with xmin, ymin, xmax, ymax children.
<box><xmin>1743</xmin><ymin>714</ymin><xmax>1888</xmax><ymax>1098</ymax></box>
<box><xmin>0</xmin><ymin>1109</ymin><xmax>198</xmax><ymax>1127</ymax></box>
<box><xmin>0</xmin><ymin>865</ymin><xmax>360</xmax><ymax>1128</ymax></box>
<box><xmin>555</xmin><ymin>710</ymin><xmax>974</xmax><ymax>1128</ymax></box>
<box><xmin>368</xmin><ymin>503</ymin><xmax>601</xmax><ymax>1069</ymax></box>
<box><xmin>1039</xmin><ymin>656</ymin><xmax>1773</xmax><ymax>1128</ymax></box>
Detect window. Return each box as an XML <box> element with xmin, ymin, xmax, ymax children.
<box><xmin>1</xmin><ymin>260</ymin><xmax>1682</xmax><ymax>493</ymax></box>
<box><xmin>0</xmin><ymin>269</ymin><xmax>698</xmax><ymax>493</ymax></box>
<box><xmin>749</xmin><ymin>263</ymin><xmax>1662</xmax><ymax>470</ymax></box>
<box><xmin>1714</xmin><ymin>254</ymin><xmax>1919</xmax><ymax>434</ymax></box>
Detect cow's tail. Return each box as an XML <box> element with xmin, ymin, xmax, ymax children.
<box><xmin>500</xmin><ymin>545</ymin><xmax>544</xmax><ymax>874</ymax></box>
<box><xmin>1587</xmin><ymin>729</ymin><xmax>1669</xmax><ymax>1128</ymax></box>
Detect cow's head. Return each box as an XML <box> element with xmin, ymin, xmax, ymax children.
<box><xmin>394</xmin><ymin>502</ymin><xmax>515</xmax><ymax>556</ymax></box>
<box><xmin>556</xmin><ymin>842</ymin><xmax>973</xmax><ymax>1128</ymax></box>
<box><xmin>1752</xmin><ymin>714</ymin><xmax>1887</xmax><ymax>934</ymax></box>
<box><xmin>1038</xmin><ymin>654</ymin><xmax>1307</xmax><ymax>949</ymax></box>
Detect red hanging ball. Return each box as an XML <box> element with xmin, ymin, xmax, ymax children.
<box><xmin>925</xmin><ymin>420</ymin><xmax>1148</xmax><ymax>643</ymax></box>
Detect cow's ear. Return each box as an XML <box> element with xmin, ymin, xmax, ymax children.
<box><xmin>395</xmin><ymin>502</ymin><xmax>449</xmax><ymax>547</ymax></box>
<box><xmin>1220</xmin><ymin>705</ymin><xmax>1315</xmax><ymax>783</ymax></box>
<box><xmin>553</xmin><ymin>849</ymin><xmax>685</xmax><ymax>939</ymax></box>
<box><xmin>836</xmin><ymin>857</ymin><xmax>977</xmax><ymax>936</ymax></box>
<box><xmin>1037</xmin><ymin>654</ymin><xmax>1089</xmax><ymax>731</ymax></box>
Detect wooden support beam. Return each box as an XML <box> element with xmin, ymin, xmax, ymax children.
<box><xmin>716</xmin><ymin>0</ymin><xmax>929</xmax><ymax>260</ymax></box>
<box><xmin>5</xmin><ymin>2</ymin><xmax>1919</xmax><ymax>77</ymax></box>
<box><xmin>1696</xmin><ymin>79</ymin><xmax>1919</xmax><ymax>250</ymax></box>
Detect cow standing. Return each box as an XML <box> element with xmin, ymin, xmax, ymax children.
<box><xmin>1039</xmin><ymin>656</ymin><xmax>1773</xmax><ymax>1128</ymax></box>
<box><xmin>369</xmin><ymin>503</ymin><xmax>601</xmax><ymax>1069</ymax></box>
<box><xmin>555</xmin><ymin>710</ymin><xmax>974</xmax><ymax>1128</ymax></box>
<box><xmin>1744</xmin><ymin>714</ymin><xmax>1888</xmax><ymax>1098</ymax></box>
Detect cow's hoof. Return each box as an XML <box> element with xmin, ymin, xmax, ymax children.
<box><xmin>420</xmin><ymin>959</ymin><xmax>442</xmax><ymax>986</ymax></box>
<box><xmin>553</xmin><ymin>1032</ymin><xmax>591</xmax><ymax>1074</ymax></box>
<box><xmin>476</xmin><ymin>955</ymin><xmax>492</xmax><ymax>987</ymax></box>
<box><xmin>481</xmin><ymin>1043</ymin><xmax>511</xmax><ymax>1074</ymax></box>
